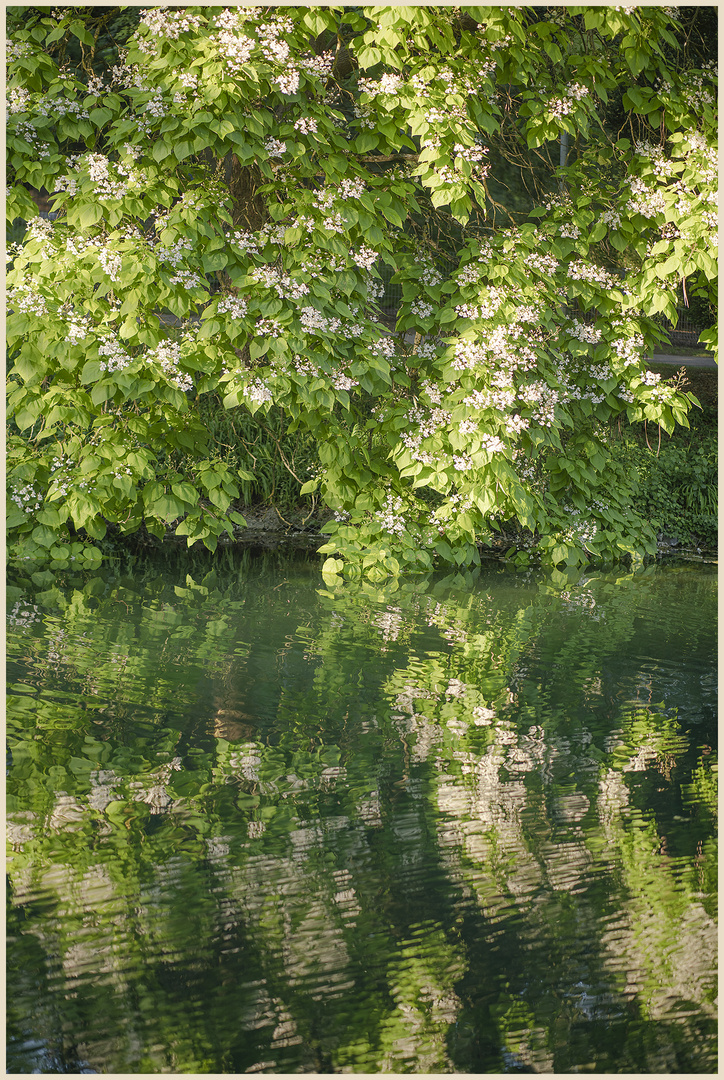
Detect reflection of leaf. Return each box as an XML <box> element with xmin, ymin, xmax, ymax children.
<box><xmin>5</xmin><ymin>552</ymin><xmax>717</xmax><ymax>1073</ymax></box>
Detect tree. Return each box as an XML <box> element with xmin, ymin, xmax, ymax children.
<box><xmin>6</xmin><ymin>5</ymin><xmax>717</xmax><ymax>578</ymax></box>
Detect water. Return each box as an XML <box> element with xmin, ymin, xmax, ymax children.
<box><xmin>6</xmin><ymin>550</ymin><xmax>717</xmax><ymax>1073</ymax></box>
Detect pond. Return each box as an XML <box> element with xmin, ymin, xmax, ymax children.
<box><xmin>6</xmin><ymin>549</ymin><xmax>717</xmax><ymax>1074</ymax></box>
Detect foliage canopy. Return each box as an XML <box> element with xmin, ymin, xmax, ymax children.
<box><xmin>6</xmin><ymin>5</ymin><xmax>718</xmax><ymax>576</ymax></box>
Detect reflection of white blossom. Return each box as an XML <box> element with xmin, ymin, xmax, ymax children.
<box><xmin>374</xmin><ymin>606</ymin><xmax>403</xmax><ymax>644</ymax></box>
<box><xmin>472</xmin><ymin>706</ymin><xmax>496</xmax><ymax>725</ymax></box>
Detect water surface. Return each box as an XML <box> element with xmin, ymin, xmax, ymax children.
<box><xmin>6</xmin><ymin>550</ymin><xmax>717</xmax><ymax>1073</ymax></box>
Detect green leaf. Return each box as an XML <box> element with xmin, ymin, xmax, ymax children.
<box><xmin>152</xmin><ymin>140</ymin><xmax>172</xmax><ymax>162</ymax></box>
<box><xmin>13</xmin><ymin>402</ymin><xmax>41</xmax><ymax>430</ymax></box>
<box><xmin>81</xmin><ymin>360</ymin><xmax>101</xmax><ymax>384</ymax></box>
<box><xmin>31</xmin><ymin>525</ymin><xmax>57</xmax><ymax>548</ymax></box>
<box><xmin>69</xmin><ymin>19</ymin><xmax>94</xmax><ymax>45</ymax></box>
<box><xmin>89</xmin><ymin>107</ymin><xmax>113</xmax><ymax>127</ymax></box>
<box><xmin>202</xmin><ymin>250</ymin><xmax>228</xmax><ymax>272</ymax></box>
<box><xmin>174</xmin><ymin>140</ymin><xmax>194</xmax><ymax>161</ymax></box>
<box><xmin>78</xmin><ymin>203</ymin><xmax>102</xmax><ymax>227</ymax></box>
<box><xmin>172</xmin><ymin>482</ymin><xmax>199</xmax><ymax>505</ymax></box>
<box><xmin>91</xmin><ymin>380</ymin><xmax>115</xmax><ymax>405</ymax></box>
<box><xmin>550</xmin><ymin>544</ymin><xmax>568</xmax><ymax>565</ymax></box>
<box><xmin>149</xmin><ymin>494</ymin><xmax>185</xmax><ymax>521</ymax></box>
<box><xmin>355</xmin><ymin>133</ymin><xmax>379</xmax><ymax>152</ymax></box>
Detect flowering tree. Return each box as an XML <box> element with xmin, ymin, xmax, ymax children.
<box><xmin>7</xmin><ymin>5</ymin><xmax>717</xmax><ymax>577</ymax></box>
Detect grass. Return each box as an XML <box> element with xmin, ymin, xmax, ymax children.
<box><xmin>190</xmin><ymin>394</ymin><xmax>320</xmax><ymax>515</ymax></box>
<box><xmin>607</xmin><ymin>366</ymin><xmax>718</xmax><ymax>550</ymax></box>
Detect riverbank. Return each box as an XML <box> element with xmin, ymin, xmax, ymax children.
<box><xmin>130</xmin><ymin>506</ymin><xmax>716</xmax><ymax>563</ymax></box>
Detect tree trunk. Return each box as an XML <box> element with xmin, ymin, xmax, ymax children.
<box><xmin>226</xmin><ymin>153</ymin><xmax>267</xmax><ymax>232</ymax></box>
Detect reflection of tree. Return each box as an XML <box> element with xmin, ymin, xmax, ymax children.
<box><xmin>6</xmin><ymin>555</ymin><xmax>717</xmax><ymax>1072</ymax></box>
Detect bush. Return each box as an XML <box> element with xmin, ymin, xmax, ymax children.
<box><xmin>609</xmin><ymin>429</ymin><xmax>717</xmax><ymax>549</ymax></box>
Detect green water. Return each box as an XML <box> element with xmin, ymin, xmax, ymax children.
<box><xmin>6</xmin><ymin>550</ymin><xmax>717</xmax><ymax>1074</ymax></box>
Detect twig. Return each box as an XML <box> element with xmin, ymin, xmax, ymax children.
<box><xmin>301</xmin><ymin>493</ymin><xmax>318</xmax><ymax>527</ymax></box>
<box><xmin>274</xmin><ymin>505</ymin><xmax>294</xmax><ymax>531</ymax></box>
<box><xmin>356</xmin><ymin>153</ymin><xmax>419</xmax><ymax>163</ymax></box>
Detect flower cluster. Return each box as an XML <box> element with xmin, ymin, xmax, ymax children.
<box><xmin>525</xmin><ymin>251</ymin><xmax>559</xmax><ymax>275</ymax></box>
<box><xmin>9</xmin><ymin>482</ymin><xmax>43</xmax><ymax>512</ymax></box>
<box><xmin>264</xmin><ymin>137</ymin><xmax>286</xmax><ymax>158</ymax></box>
<box><xmin>518</xmin><ymin>381</ymin><xmax>559</xmax><ymax>427</ymax></box>
<box><xmin>455</xmin><ymin>303</ymin><xmax>482</xmax><ymax>320</ymax></box>
<box><xmin>243</xmin><ymin>378</ymin><xmax>273</xmax><ymax>405</ymax></box>
<box><xmin>416</xmin><ymin>342</ymin><xmax>440</xmax><ymax>363</ymax></box>
<box><xmin>452</xmin><ymin>341</ymin><xmax>486</xmax><ymax>370</ymax></box>
<box><xmin>353</xmin><ymin>102</ymin><xmax>376</xmax><ymax>130</ymax></box>
<box><xmin>98</xmin><ymin>248</ymin><xmax>122</xmax><ymax>282</ymax></box>
<box><xmin>8</xmin><ymin>286</ymin><xmax>48</xmax><ymax>316</ymax></box>
<box><xmin>359</xmin><ymin>73</ymin><xmax>405</xmax><ymax>97</ymax></box>
<box><xmin>169</xmin><ymin>269</ymin><xmax>204</xmax><ymax>290</ymax></box>
<box><xmin>678</xmin><ymin>66</ymin><xmax>717</xmax><ymax>111</ymax></box>
<box><xmin>547</xmin><ymin>96</ymin><xmax>576</xmax><ymax>118</ymax></box>
<box><xmin>293</xmin><ymin>116</ymin><xmax>317</xmax><ymax>135</ymax></box>
<box><xmin>257</xmin><ymin>317</ymin><xmax>283</xmax><ymax>338</ymax></box>
<box><xmin>215</xmin><ymin>30</ymin><xmax>254</xmax><ymax>74</ymax></box>
<box><xmin>352</xmin><ymin>245</ymin><xmax>378</xmax><ymax>271</ymax></box>
<box><xmin>216</xmin><ymin>295</ymin><xmax>248</xmax><ymax>319</ymax></box>
<box><xmin>299</xmin><ymin>51</ymin><xmax>335</xmax><ymax>79</ymax></box>
<box><xmin>73</xmin><ymin>152</ymin><xmax>147</xmax><ymax>202</ymax></box>
<box><xmin>331</xmin><ymin>370</ymin><xmax>357</xmax><ymax>392</ymax></box>
<box><xmin>681</xmin><ymin>130</ymin><xmax>718</xmax><ymax>183</ymax></box>
<box><xmin>480</xmin><ymin>434</ymin><xmax>506</xmax><ymax>453</ymax></box>
<box><xmin>321</xmin><ymin>211</ymin><xmax>345</xmax><ymax>234</ymax></box>
<box><xmin>98</xmin><ymin>335</ymin><xmax>132</xmax><ymax>373</ymax></box>
<box><xmin>452</xmin><ymin>142</ymin><xmax>490</xmax><ymax>179</ymax></box>
<box><xmin>411</xmin><ymin>258</ymin><xmax>443</xmax><ymax>288</ymax></box>
<box><xmin>456</xmin><ymin>263</ymin><xmax>483</xmax><ymax>286</ymax></box>
<box><xmin>250</xmin><ymin>266</ymin><xmax>309</xmax><ymax>300</ymax></box>
<box><xmin>275</xmin><ymin>70</ymin><xmax>300</xmax><ymax>95</ymax></box>
<box><xmin>338</xmin><ymin>177</ymin><xmax>367</xmax><ymax>200</ymax></box>
<box><xmin>634</xmin><ymin>140</ymin><xmax>675</xmax><ymax>179</ymax></box>
<box><xmin>627</xmin><ymin>177</ymin><xmax>667</xmax><ymax>219</ymax></box>
<box><xmin>150</xmin><ymin>341</ymin><xmax>193</xmax><ymax>392</ymax></box>
<box><xmin>8</xmin><ymin>86</ymin><xmax>32</xmax><ymax>113</ymax></box>
<box><xmin>229</xmin><ymin>230</ymin><xmax>261</xmax><ymax>256</ymax></box>
<box><xmin>65</xmin><ymin>311</ymin><xmax>92</xmax><ymax>345</ymax></box>
<box><xmin>463</xmin><ymin>385</ymin><xmax>515</xmax><ymax>410</ymax></box>
<box><xmin>376</xmin><ymin>493</ymin><xmax>407</xmax><ymax>536</ymax></box>
<box><xmin>611</xmin><ymin>334</ymin><xmax>644</xmax><ymax>366</ymax></box>
<box><xmin>300</xmin><ymin>306</ymin><xmax>341</xmax><ymax>335</ymax></box>
<box><xmin>566</xmin><ymin>82</ymin><xmax>589</xmax><ymax>101</ymax></box>
<box><xmin>569</xmin><ymin>319</ymin><xmax>601</xmax><ymax>344</ymax></box>
<box><xmin>600</xmin><ymin>208</ymin><xmax>622</xmax><ymax>230</ymax></box>
<box><xmin>369</xmin><ymin>336</ymin><xmax>396</xmax><ymax>358</ymax></box>
<box><xmin>567</xmin><ymin>261</ymin><xmax>618</xmax><ymax>289</ymax></box>
<box><xmin>138</xmin><ymin>7</ymin><xmax>204</xmax><ymax>52</ymax></box>
<box><xmin>411</xmin><ymin>299</ymin><xmax>435</xmax><ymax>319</ymax></box>
<box><xmin>588</xmin><ymin>362</ymin><xmax>614</xmax><ymax>381</ymax></box>
<box><xmin>6</xmin><ymin>38</ymin><xmax>33</xmax><ymax>63</ymax></box>
<box><xmin>399</xmin><ymin>401</ymin><xmax>452</xmax><ymax>461</ymax></box>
